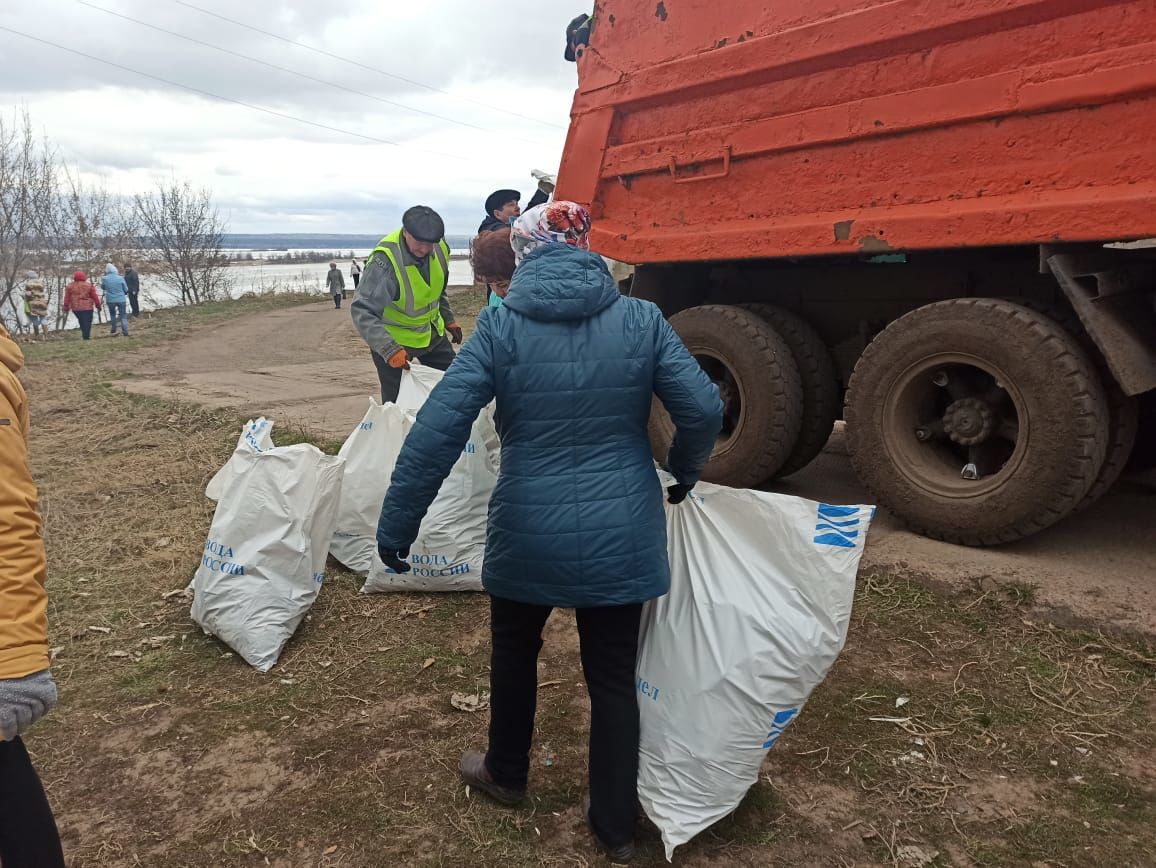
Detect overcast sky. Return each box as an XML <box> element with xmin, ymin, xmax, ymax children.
<box><xmin>0</xmin><ymin>0</ymin><xmax>578</xmax><ymax>234</ymax></box>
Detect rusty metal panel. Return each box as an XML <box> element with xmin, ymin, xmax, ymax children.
<box><xmin>557</xmin><ymin>0</ymin><xmax>1156</xmax><ymax>263</ymax></box>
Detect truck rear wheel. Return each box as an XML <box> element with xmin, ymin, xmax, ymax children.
<box><xmin>650</xmin><ymin>305</ymin><xmax>803</xmax><ymax>487</ymax></box>
<box><xmin>1006</xmin><ymin>298</ymin><xmax>1138</xmax><ymax>513</ymax></box>
<box><xmin>844</xmin><ymin>298</ymin><xmax>1109</xmax><ymax>545</ymax></box>
<box><xmin>739</xmin><ymin>303</ymin><xmax>840</xmax><ymax>479</ymax></box>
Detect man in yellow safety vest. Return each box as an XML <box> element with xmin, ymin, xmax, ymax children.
<box><xmin>351</xmin><ymin>206</ymin><xmax>464</xmax><ymax>403</ymax></box>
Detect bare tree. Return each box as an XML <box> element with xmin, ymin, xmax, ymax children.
<box><xmin>0</xmin><ymin>108</ymin><xmax>57</xmax><ymax>331</ymax></box>
<box><xmin>43</xmin><ymin>169</ymin><xmax>141</xmax><ymax>328</ymax></box>
<box><xmin>134</xmin><ymin>180</ymin><xmax>230</xmax><ymax>306</ymax></box>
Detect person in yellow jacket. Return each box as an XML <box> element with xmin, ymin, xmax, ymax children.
<box><xmin>0</xmin><ymin>323</ymin><xmax>65</xmax><ymax>867</ymax></box>
<box><xmin>350</xmin><ymin>206</ymin><xmax>463</xmax><ymax>403</ymax></box>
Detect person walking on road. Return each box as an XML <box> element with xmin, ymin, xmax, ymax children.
<box><xmin>375</xmin><ymin>201</ymin><xmax>724</xmax><ymax>863</ymax></box>
<box><xmin>21</xmin><ymin>274</ymin><xmax>48</xmax><ymax>342</ymax></box>
<box><xmin>62</xmin><ymin>271</ymin><xmax>101</xmax><ymax>341</ymax></box>
<box><xmin>350</xmin><ymin>258</ymin><xmax>362</xmax><ymax>289</ymax></box>
<box><xmin>327</xmin><ymin>261</ymin><xmax>346</xmax><ymax>309</ymax></box>
<box><xmin>123</xmin><ymin>263</ymin><xmax>141</xmax><ymax>318</ymax></box>
<box><xmin>101</xmin><ymin>264</ymin><xmax>130</xmax><ymax>337</ymax></box>
<box><xmin>351</xmin><ymin>206</ymin><xmax>463</xmax><ymax>403</ymax></box>
<box><xmin>0</xmin><ymin>323</ymin><xmax>66</xmax><ymax>868</ymax></box>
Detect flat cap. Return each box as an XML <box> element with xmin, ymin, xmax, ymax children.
<box><xmin>402</xmin><ymin>205</ymin><xmax>445</xmax><ymax>243</ymax></box>
<box><xmin>485</xmin><ymin>189</ymin><xmax>521</xmax><ymax>217</ymax></box>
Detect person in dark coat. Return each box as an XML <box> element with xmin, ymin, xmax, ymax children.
<box><xmin>477</xmin><ymin>187</ymin><xmax>548</xmax><ymax>304</ymax></box>
<box><xmin>376</xmin><ymin>202</ymin><xmax>723</xmax><ymax>862</ymax></box>
<box><xmin>123</xmin><ymin>264</ymin><xmax>141</xmax><ymax>318</ymax></box>
<box><xmin>478</xmin><ymin>189</ymin><xmax>522</xmax><ymax>235</ymax></box>
<box><xmin>326</xmin><ymin>261</ymin><xmax>346</xmax><ymax>309</ymax></box>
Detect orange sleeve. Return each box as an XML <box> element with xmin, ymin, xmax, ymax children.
<box><xmin>0</xmin><ymin>366</ymin><xmax>50</xmax><ymax>679</ymax></box>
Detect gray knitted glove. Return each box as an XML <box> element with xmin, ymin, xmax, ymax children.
<box><xmin>0</xmin><ymin>670</ymin><xmax>58</xmax><ymax>742</ymax></box>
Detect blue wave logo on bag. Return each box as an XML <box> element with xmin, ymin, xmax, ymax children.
<box><xmin>762</xmin><ymin>708</ymin><xmax>798</xmax><ymax>749</ymax></box>
<box><xmin>813</xmin><ymin>504</ymin><xmax>875</xmax><ymax>549</ymax></box>
<box><xmin>242</xmin><ymin>419</ymin><xmax>270</xmax><ymax>452</ymax></box>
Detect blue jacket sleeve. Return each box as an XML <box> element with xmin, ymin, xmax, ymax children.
<box><xmin>652</xmin><ymin>315</ymin><xmax>725</xmax><ymax>485</ymax></box>
<box><xmin>376</xmin><ymin>314</ymin><xmax>498</xmax><ymax>550</ymax></box>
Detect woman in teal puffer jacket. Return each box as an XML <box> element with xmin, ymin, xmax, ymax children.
<box><xmin>100</xmin><ymin>264</ymin><xmax>130</xmax><ymax>337</ymax></box>
<box><xmin>376</xmin><ymin>203</ymin><xmax>723</xmax><ymax>861</ymax></box>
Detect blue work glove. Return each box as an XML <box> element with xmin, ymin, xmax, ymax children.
<box><xmin>0</xmin><ymin>670</ymin><xmax>58</xmax><ymax>742</ymax></box>
<box><xmin>377</xmin><ymin>544</ymin><xmax>411</xmax><ymax>574</ymax></box>
<box><xmin>666</xmin><ymin>483</ymin><xmax>695</xmax><ymax>505</ymax></box>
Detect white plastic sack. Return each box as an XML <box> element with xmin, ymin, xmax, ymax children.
<box><xmin>329</xmin><ymin>400</ymin><xmax>408</xmax><ymax>572</ymax></box>
<box><xmin>637</xmin><ymin>481</ymin><xmax>874</xmax><ymax>859</ymax></box>
<box><xmin>205</xmin><ymin>417</ymin><xmax>274</xmax><ymax>502</ymax></box>
<box><xmin>398</xmin><ymin>364</ymin><xmax>501</xmax><ymax>464</ymax></box>
<box><xmin>343</xmin><ymin>368</ymin><xmax>498</xmax><ymax>592</ymax></box>
<box><xmin>191</xmin><ymin>443</ymin><xmax>344</xmax><ymax>671</ymax></box>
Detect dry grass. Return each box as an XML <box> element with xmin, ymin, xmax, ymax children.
<box><xmin>17</xmin><ymin>296</ymin><xmax>1156</xmax><ymax>867</ymax></box>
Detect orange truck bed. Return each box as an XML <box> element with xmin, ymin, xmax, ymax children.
<box><xmin>556</xmin><ymin>0</ymin><xmax>1156</xmax><ymax>264</ymax></box>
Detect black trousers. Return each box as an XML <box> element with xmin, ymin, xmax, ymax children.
<box><xmin>370</xmin><ymin>334</ymin><xmax>457</xmax><ymax>403</ymax></box>
<box><xmin>127</xmin><ymin>291</ymin><xmax>140</xmax><ymax>317</ymax></box>
<box><xmin>333</xmin><ymin>293</ymin><xmax>343</xmax><ymax>309</ymax></box>
<box><xmin>0</xmin><ymin>738</ymin><xmax>65</xmax><ymax>868</ymax></box>
<box><xmin>486</xmin><ymin>596</ymin><xmax>643</xmax><ymax>848</ymax></box>
<box><xmin>74</xmin><ymin>310</ymin><xmax>94</xmax><ymax>340</ymax></box>
<box><xmin>352</xmin><ymin>272</ymin><xmax>360</xmax><ymax>289</ymax></box>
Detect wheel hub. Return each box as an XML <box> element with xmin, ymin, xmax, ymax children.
<box><xmin>942</xmin><ymin>397</ymin><xmax>995</xmax><ymax>446</ymax></box>
<box><xmin>717</xmin><ymin>379</ymin><xmax>738</xmax><ymax>409</ymax></box>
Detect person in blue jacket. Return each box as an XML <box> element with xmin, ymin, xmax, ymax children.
<box><xmin>376</xmin><ymin>202</ymin><xmax>723</xmax><ymax>861</ymax></box>
<box><xmin>100</xmin><ymin>264</ymin><xmax>130</xmax><ymax>337</ymax></box>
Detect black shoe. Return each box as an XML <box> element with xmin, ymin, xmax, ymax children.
<box><xmin>459</xmin><ymin>751</ymin><xmax>526</xmax><ymax>807</ymax></box>
<box><xmin>583</xmin><ymin>795</ymin><xmax>635</xmax><ymax>863</ymax></box>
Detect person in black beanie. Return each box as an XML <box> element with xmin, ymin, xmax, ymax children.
<box><xmin>477</xmin><ymin>187</ymin><xmax>548</xmax><ymax>305</ymax></box>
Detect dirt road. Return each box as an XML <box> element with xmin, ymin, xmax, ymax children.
<box><xmin>120</xmin><ymin>299</ymin><xmax>1156</xmax><ymax>636</ymax></box>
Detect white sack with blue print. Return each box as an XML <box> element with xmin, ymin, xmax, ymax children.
<box><xmin>360</xmin><ymin>366</ymin><xmax>498</xmax><ymax>593</ymax></box>
<box><xmin>638</xmin><ymin>481</ymin><xmax>874</xmax><ymax>860</ymax></box>
<box><xmin>204</xmin><ymin>417</ymin><xmax>274</xmax><ymax>502</ymax></box>
<box><xmin>329</xmin><ymin>400</ymin><xmax>408</xmax><ymax>572</ymax></box>
<box><xmin>191</xmin><ymin>442</ymin><xmax>344</xmax><ymax>672</ymax></box>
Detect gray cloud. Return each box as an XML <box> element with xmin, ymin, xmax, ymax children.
<box><xmin>2</xmin><ymin>0</ymin><xmax>574</xmax><ymax>113</ymax></box>
<box><xmin>0</xmin><ymin>0</ymin><xmax>577</xmax><ymax>232</ymax></box>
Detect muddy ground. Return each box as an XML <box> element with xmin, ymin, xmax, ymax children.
<box><xmin>16</xmin><ymin>293</ymin><xmax>1155</xmax><ymax>867</ymax></box>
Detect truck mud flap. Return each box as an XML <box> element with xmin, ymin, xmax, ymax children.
<box><xmin>1047</xmin><ymin>252</ymin><xmax>1156</xmax><ymax>397</ymax></box>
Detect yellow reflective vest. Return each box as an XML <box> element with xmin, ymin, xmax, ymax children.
<box><xmin>369</xmin><ymin>229</ymin><xmax>450</xmax><ymax>350</ymax></box>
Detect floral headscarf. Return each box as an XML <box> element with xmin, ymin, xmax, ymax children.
<box><xmin>510</xmin><ymin>201</ymin><xmax>591</xmax><ymax>265</ymax></box>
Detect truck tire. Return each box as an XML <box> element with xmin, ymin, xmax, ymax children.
<box><xmin>650</xmin><ymin>305</ymin><xmax>803</xmax><ymax>487</ymax></box>
<box><xmin>1005</xmin><ymin>298</ymin><xmax>1138</xmax><ymax>512</ymax></box>
<box><xmin>844</xmin><ymin>298</ymin><xmax>1109</xmax><ymax>545</ymax></box>
<box><xmin>739</xmin><ymin>303</ymin><xmax>840</xmax><ymax>479</ymax></box>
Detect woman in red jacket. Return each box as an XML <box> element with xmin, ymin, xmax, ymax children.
<box><xmin>61</xmin><ymin>271</ymin><xmax>101</xmax><ymax>341</ymax></box>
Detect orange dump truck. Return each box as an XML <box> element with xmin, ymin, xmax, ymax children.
<box><xmin>556</xmin><ymin>0</ymin><xmax>1156</xmax><ymax>545</ymax></box>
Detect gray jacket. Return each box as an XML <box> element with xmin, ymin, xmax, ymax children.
<box><xmin>351</xmin><ymin>242</ymin><xmax>456</xmax><ymax>361</ymax></box>
<box><xmin>326</xmin><ymin>268</ymin><xmax>345</xmax><ymax>293</ymax></box>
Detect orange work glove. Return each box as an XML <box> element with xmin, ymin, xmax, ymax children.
<box><xmin>446</xmin><ymin>322</ymin><xmax>463</xmax><ymax>345</ymax></box>
<box><xmin>387</xmin><ymin>348</ymin><xmax>410</xmax><ymax>369</ymax></box>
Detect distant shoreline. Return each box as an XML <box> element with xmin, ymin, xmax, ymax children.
<box><xmin>227</xmin><ymin>253</ymin><xmax>470</xmax><ymax>267</ymax></box>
